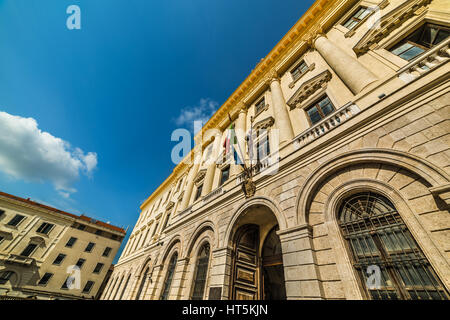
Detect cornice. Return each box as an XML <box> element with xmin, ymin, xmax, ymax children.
<box><xmin>353</xmin><ymin>0</ymin><xmax>432</xmax><ymax>56</ymax></box>
<box><xmin>140</xmin><ymin>0</ymin><xmax>358</xmax><ymax>210</ymax></box>
<box><xmin>287</xmin><ymin>70</ymin><xmax>332</xmax><ymax>109</ymax></box>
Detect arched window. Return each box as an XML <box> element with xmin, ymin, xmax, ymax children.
<box><xmin>339</xmin><ymin>192</ymin><xmax>448</xmax><ymax>300</ymax></box>
<box><xmin>160</xmin><ymin>252</ymin><xmax>178</xmax><ymax>300</ymax></box>
<box><xmin>191</xmin><ymin>243</ymin><xmax>210</xmax><ymax>300</ymax></box>
<box><xmin>119</xmin><ymin>273</ymin><xmax>131</xmax><ymax>300</ymax></box>
<box><xmin>135</xmin><ymin>267</ymin><xmax>149</xmax><ymax>300</ymax></box>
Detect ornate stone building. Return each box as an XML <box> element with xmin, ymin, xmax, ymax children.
<box><xmin>0</xmin><ymin>191</ymin><xmax>126</xmax><ymax>299</ymax></box>
<box><xmin>102</xmin><ymin>0</ymin><xmax>450</xmax><ymax>300</ymax></box>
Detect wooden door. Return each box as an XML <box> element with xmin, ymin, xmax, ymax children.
<box><xmin>231</xmin><ymin>224</ymin><xmax>260</xmax><ymax>300</ymax></box>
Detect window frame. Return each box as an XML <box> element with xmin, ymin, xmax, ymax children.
<box><xmin>219</xmin><ymin>165</ymin><xmax>230</xmax><ymax>186</ymax></box>
<box><xmin>0</xmin><ymin>271</ymin><xmax>14</xmax><ymax>284</ymax></box>
<box><xmin>83</xmin><ymin>280</ymin><xmax>95</xmax><ymax>294</ymax></box>
<box><xmin>341</xmin><ymin>5</ymin><xmax>373</xmax><ymax>31</ymax></box>
<box><xmin>93</xmin><ymin>263</ymin><xmax>104</xmax><ymax>274</ymax></box>
<box><xmin>36</xmin><ymin>222</ymin><xmax>55</xmax><ymax>235</ymax></box>
<box><xmin>304</xmin><ymin>95</ymin><xmax>336</xmax><ymax>126</ymax></box>
<box><xmin>194</xmin><ymin>184</ymin><xmax>203</xmax><ymax>201</ymax></box>
<box><xmin>20</xmin><ymin>243</ymin><xmax>38</xmax><ymax>257</ymax></box>
<box><xmin>76</xmin><ymin>258</ymin><xmax>86</xmax><ymax>269</ymax></box>
<box><xmin>85</xmin><ymin>242</ymin><xmax>96</xmax><ymax>252</ymax></box>
<box><xmin>102</xmin><ymin>247</ymin><xmax>112</xmax><ymax>257</ymax></box>
<box><xmin>53</xmin><ymin>253</ymin><xmax>67</xmax><ymax>265</ymax></box>
<box><xmin>65</xmin><ymin>237</ymin><xmax>78</xmax><ymax>248</ymax></box>
<box><xmin>38</xmin><ymin>273</ymin><xmax>53</xmax><ymax>286</ymax></box>
<box><xmin>7</xmin><ymin>214</ymin><xmax>25</xmax><ymax>227</ymax></box>
<box><xmin>388</xmin><ymin>23</ymin><xmax>450</xmax><ymax>61</ymax></box>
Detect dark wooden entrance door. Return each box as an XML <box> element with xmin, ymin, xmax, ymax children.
<box><xmin>231</xmin><ymin>224</ymin><xmax>260</xmax><ymax>300</ymax></box>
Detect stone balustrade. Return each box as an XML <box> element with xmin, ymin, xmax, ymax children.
<box><xmin>293</xmin><ymin>102</ymin><xmax>360</xmax><ymax>151</ymax></box>
<box><xmin>398</xmin><ymin>38</ymin><xmax>450</xmax><ymax>83</ymax></box>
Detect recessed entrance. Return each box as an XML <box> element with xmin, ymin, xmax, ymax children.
<box><xmin>229</xmin><ymin>204</ymin><xmax>286</xmax><ymax>300</ymax></box>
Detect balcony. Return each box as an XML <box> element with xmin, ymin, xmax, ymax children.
<box><xmin>202</xmin><ymin>187</ymin><xmax>225</xmax><ymax>204</ymax></box>
<box><xmin>397</xmin><ymin>38</ymin><xmax>450</xmax><ymax>83</ymax></box>
<box><xmin>292</xmin><ymin>102</ymin><xmax>360</xmax><ymax>151</ymax></box>
<box><xmin>3</xmin><ymin>254</ymin><xmax>35</xmax><ymax>266</ymax></box>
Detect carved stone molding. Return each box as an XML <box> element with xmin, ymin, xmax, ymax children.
<box><xmin>287</xmin><ymin>70</ymin><xmax>332</xmax><ymax>110</ymax></box>
<box><xmin>288</xmin><ymin>62</ymin><xmax>316</xmax><ymax>88</ymax></box>
<box><xmin>253</xmin><ymin>116</ymin><xmax>275</xmax><ymax>131</ymax></box>
<box><xmin>353</xmin><ymin>0</ymin><xmax>432</xmax><ymax>56</ymax></box>
<box><xmin>165</xmin><ymin>201</ymin><xmax>174</xmax><ymax>211</ymax></box>
<box><xmin>263</xmin><ymin>68</ymin><xmax>280</xmax><ymax>85</ymax></box>
<box><xmin>193</xmin><ymin>169</ymin><xmax>207</xmax><ymax>186</ymax></box>
<box><xmin>305</xmin><ymin>26</ymin><xmax>325</xmax><ymax>49</ymax></box>
<box><xmin>429</xmin><ymin>183</ymin><xmax>450</xmax><ymax>206</ymax></box>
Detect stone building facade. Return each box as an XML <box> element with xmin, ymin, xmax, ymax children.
<box><xmin>102</xmin><ymin>0</ymin><xmax>450</xmax><ymax>300</ymax></box>
<box><xmin>0</xmin><ymin>191</ymin><xmax>126</xmax><ymax>299</ymax></box>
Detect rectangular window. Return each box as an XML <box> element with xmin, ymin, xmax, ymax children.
<box><xmin>75</xmin><ymin>258</ymin><xmax>86</xmax><ymax>269</ymax></box>
<box><xmin>95</xmin><ymin>229</ymin><xmax>102</xmax><ymax>236</ymax></box>
<box><xmin>255</xmin><ymin>98</ymin><xmax>266</xmax><ymax>114</ymax></box>
<box><xmin>305</xmin><ymin>96</ymin><xmax>335</xmax><ymax>125</ymax></box>
<box><xmin>93</xmin><ymin>263</ymin><xmax>104</xmax><ymax>274</ymax></box>
<box><xmin>111</xmin><ymin>234</ymin><xmax>118</xmax><ymax>241</ymax></box>
<box><xmin>65</xmin><ymin>237</ymin><xmax>77</xmax><ymax>248</ymax></box>
<box><xmin>194</xmin><ymin>184</ymin><xmax>203</xmax><ymax>201</ymax></box>
<box><xmin>342</xmin><ymin>6</ymin><xmax>372</xmax><ymax>30</ymax></box>
<box><xmin>257</xmin><ymin>134</ymin><xmax>270</xmax><ymax>161</ymax></box>
<box><xmin>0</xmin><ymin>235</ymin><xmax>4</xmax><ymax>243</ymax></box>
<box><xmin>20</xmin><ymin>243</ymin><xmax>38</xmax><ymax>257</ymax></box>
<box><xmin>82</xmin><ymin>281</ymin><xmax>95</xmax><ymax>293</ymax></box>
<box><xmin>38</xmin><ymin>273</ymin><xmax>53</xmax><ymax>286</ymax></box>
<box><xmin>390</xmin><ymin>23</ymin><xmax>450</xmax><ymax>61</ymax></box>
<box><xmin>61</xmin><ymin>276</ymin><xmax>71</xmax><ymax>289</ymax></box>
<box><xmin>0</xmin><ymin>209</ymin><xmax>5</xmax><ymax>217</ymax></box>
<box><xmin>0</xmin><ymin>271</ymin><xmax>14</xmax><ymax>284</ymax></box>
<box><xmin>220</xmin><ymin>166</ymin><xmax>230</xmax><ymax>186</ymax></box>
<box><xmin>162</xmin><ymin>213</ymin><xmax>171</xmax><ymax>230</ymax></box>
<box><xmin>291</xmin><ymin>60</ymin><xmax>308</xmax><ymax>81</ymax></box>
<box><xmin>151</xmin><ymin>222</ymin><xmax>159</xmax><ymax>238</ymax></box>
<box><xmin>53</xmin><ymin>253</ymin><xmax>67</xmax><ymax>265</ymax></box>
<box><xmin>36</xmin><ymin>222</ymin><xmax>54</xmax><ymax>235</ymax></box>
<box><xmin>7</xmin><ymin>214</ymin><xmax>25</xmax><ymax>227</ymax></box>
<box><xmin>85</xmin><ymin>242</ymin><xmax>95</xmax><ymax>252</ymax></box>
<box><xmin>77</xmin><ymin>224</ymin><xmax>86</xmax><ymax>231</ymax></box>
<box><xmin>102</xmin><ymin>247</ymin><xmax>112</xmax><ymax>257</ymax></box>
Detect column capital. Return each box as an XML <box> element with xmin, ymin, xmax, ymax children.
<box><xmin>306</xmin><ymin>26</ymin><xmax>325</xmax><ymax>49</ymax></box>
<box><xmin>263</xmin><ymin>68</ymin><xmax>280</xmax><ymax>86</ymax></box>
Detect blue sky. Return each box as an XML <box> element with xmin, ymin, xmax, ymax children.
<box><xmin>0</xmin><ymin>0</ymin><xmax>315</xmax><ymax>262</ymax></box>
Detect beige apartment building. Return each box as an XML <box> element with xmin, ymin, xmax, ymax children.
<box><xmin>0</xmin><ymin>191</ymin><xmax>126</xmax><ymax>300</ymax></box>
<box><xmin>103</xmin><ymin>0</ymin><xmax>450</xmax><ymax>300</ymax></box>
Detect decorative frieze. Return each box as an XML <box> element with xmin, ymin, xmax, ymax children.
<box><xmin>353</xmin><ymin>0</ymin><xmax>432</xmax><ymax>56</ymax></box>
<box><xmin>287</xmin><ymin>70</ymin><xmax>332</xmax><ymax>110</ymax></box>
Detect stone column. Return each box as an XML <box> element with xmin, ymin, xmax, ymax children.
<box><xmin>172</xmin><ymin>257</ymin><xmax>190</xmax><ymax>299</ymax></box>
<box><xmin>314</xmin><ymin>35</ymin><xmax>377</xmax><ymax>94</ymax></box>
<box><xmin>277</xmin><ymin>224</ymin><xmax>324</xmax><ymax>300</ymax></box>
<box><xmin>208</xmin><ymin>246</ymin><xmax>233</xmax><ymax>300</ymax></box>
<box><xmin>179</xmin><ymin>161</ymin><xmax>200</xmax><ymax>211</ymax></box>
<box><xmin>202</xmin><ymin>139</ymin><xmax>219</xmax><ymax>196</ymax></box>
<box><xmin>268</xmin><ymin>72</ymin><xmax>294</xmax><ymax>146</ymax></box>
<box><xmin>230</xmin><ymin>109</ymin><xmax>247</xmax><ymax>179</ymax></box>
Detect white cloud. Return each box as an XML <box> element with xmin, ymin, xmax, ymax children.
<box><xmin>174</xmin><ymin>98</ymin><xmax>219</xmax><ymax>133</ymax></box>
<box><xmin>0</xmin><ymin>111</ymin><xmax>98</xmax><ymax>196</ymax></box>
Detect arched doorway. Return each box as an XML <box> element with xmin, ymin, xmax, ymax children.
<box><xmin>262</xmin><ymin>226</ymin><xmax>286</xmax><ymax>300</ymax></box>
<box><xmin>339</xmin><ymin>191</ymin><xmax>449</xmax><ymax>300</ymax></box>
<box><xmin>229</xmin><ymin>204</ymin><xmax>286</xmax><ymax>300</ymax></box>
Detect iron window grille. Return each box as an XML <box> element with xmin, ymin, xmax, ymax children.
<box><xmin>160</xmin><ymin>252</ymin><xmax>178</xmax><ymax>300</ymax></box>
<box><xmin>191</xmin><ymin>243</ymin><xmax>210</xmax><ymax>300</ymax></box>
<box><xmin>338</xmin><ymin>192</ymin><xmax>449</xmax><ymax>300</ymax></box>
